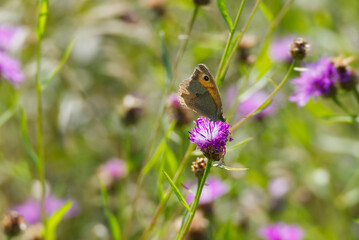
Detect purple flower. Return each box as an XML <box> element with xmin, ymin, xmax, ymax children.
<box><xmin>167</xmin><ymin>93</ymin><xmax>181</xmax><ymax>107</ymax></box>
<box><xmin>270</xmin><ymin>36</ymin><xmax>294</xmax><ymax>62</ymax></box>
<box><xmin>290</xmin><ymin>57</ymin><xmax>338</xmax><ymax>107</ymax></box>
<box><xmin>99</xmin><ymin>158</ymin><xmax>128</xmax><ymax>180</ymax></box>
<box><xmin>0</xmin><ymin>51</ymin><xmax>24</xmax><ymax>86</ymax></box>
<box><xmin>258</xmin><ymin>222</ymin><xmax>304</xmax><ymax>240</ymax></box>
<box><xmin>268</xmin><ymin>177</ymin><xmax>290</xmax><ymax>199</ymax></box>
<box><xmin>13</xmin><ymin>196</ymin><xmax>78</xmax><ymax>224</ymax></box>
<box><xmin>237</xmin><ymin>91</ymin><xmax>276</xmax><ymax>118</ymax></box>
<box><xmin>186</xmin><ymin>177</ymin><xmax>229</xmax><ymax>205</ymax></box>
<box><xmin>0</xmin><ymin>26</ymin><xmax>24</xmax><ymax>51</ymax></box>
<box><xmin>189</xmin><ymin>117</ymin><xmax>233</xmax><ymax>160</ymax></box>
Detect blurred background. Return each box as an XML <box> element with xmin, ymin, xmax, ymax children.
<box><xmin>1</xmin><ymin>0</ymin><xmax>359</xmax><ymax>239</ymax></box>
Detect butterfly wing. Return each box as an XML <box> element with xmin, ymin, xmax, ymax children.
<box><xmin>178</xmin><ymin>65</ymin><xmax>225</xmax><ymax>122</ymax></box>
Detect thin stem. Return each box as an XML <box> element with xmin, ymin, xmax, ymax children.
<box><xmin>173</xmin><ymin>5</ymin><xmax>199</xmax><ymax>71</ymax></box>
<box><xmin>139</xmin><ymin>144</ymin><xmax>195</xmax><ymax>240</ymax></box>
<box><xmin>352</xmin><ymin>87</ymin><xmax>359</xmax><ymax>106</ymax></box>
<box><xmin>230</xmin><ymin>59</ymin><xmax>297</xmax><ymax>132</ymax></box>
<box><xmin>217</xmin><ymin>0</ymin><xmax>261</xmax><ymax>85</ymax></box>
<box><xmin>215</xmin><ymin>0</ymin><xmax>247</xmax><ymax>86</ymax></box>
<box><xmin>123</xmin><ymin>6</ymin><xmax>200</xmax><ymax>239</ymax></box>
<box><xmin>331</xmin><ymin>95</ymin><xmax>350</xmax><ymax>114</ymax></box>
<box><xmin>36</xmin><ymin>21</ymin><xmax>47</xmax><ymax>229</ymax></box>
<box><xmin>176</xmin><ymin>159</ymin><xmax>212</xmax><ymax>240</ymax></box>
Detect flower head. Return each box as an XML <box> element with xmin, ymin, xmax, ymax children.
<box><xmin>270</xmin><ymin>36</ymin><xmax>294</xmax><ymax>62</ymax></box>
<box><xmin>0</xmin><ymin>26</ymin><xmax>25</xmax><ymax>51</ymax></box>
<box><xmin>189</xmin><ymin>117</ymin><xmax>233</xmax><ymax>161</ymax></box>
<box><xmin>331</xmin><ymin>56</ymin><xmax>357</xmax><ymax>90</ymax></box>
<box><xmin>290</xmin><ymin>57</ymin><xmax>338</xmax><ymax>107</ymax></box>
<box><xmin>186</xmin><ymin>177</ymin><xmax>229</xmax><ymax>205</ymax></box>
<box><xmin>237</xmin><ymin>91</ymin><xmax>276</xmax><ymax>119</ymax></box>
<box><xmin>2</xmin><ymin>211</ymin><xmax>27</xmax><ymax>237</ymax></box>
<box><xmin>97</xmin><ymin>158</ymin><xmax>128</xmax><ymax>188</ymax></box>
<box><xmin>289</xmin><ymin>37</ymin><xmax>310</xmax><ymax>60</ymax></box>
<box><xmin>0</xmin><ymin>51</ymin><xmax>24</xmax><ymax>86</ymax></box>
<box><xmin>13</xmin><ymin>195</ymin><xmax>78</xmax><ymax>224</ymax></box>
<box><xmin>258</xmin><ymin>222</ymin><xmax>304</xmax><ymax>240</ymax></box>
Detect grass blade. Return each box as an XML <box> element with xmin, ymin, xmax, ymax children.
<box><xmin>213</xmin><ymin>164</ymin><xmax>248</xmax><ymax>171</ymax></box>
<box><xmin>162</xmin><ymin>170</ymin><xmax>191</xmax><ymax>212</ymax></box>
<box><xmin>45</xmin><ymin>201</ymin><xmax>73</xmax><ymax>240</ymax></box>
<box><xmin>160</xmin><ymin>31</ymin><xmax>172</xmax><ymax>86</ymax></box>
<box><xmin>227</xmin><ymin>137</ymin><xmax>253</xmax><ymax>151</ymax></box>
<box><xmin>20</xmin><ymin>108</ymin><xmax>39</xmax><ymax>167</ymax></box>
<box><xmin>217</xmin><ymin>0</ymin><xmax>233</xmax><ymax>31</ymax></box>
<box><xmin>36</xmin><ymin>0</ymin><xmax>48</xmax><ymax>39</ymax></box>
<box><xmin>259</xmin><ymin>2</ymin><xmax>274</xmax><ymax>23</ymax></box>
<box><xmin>99</xmin><ymin>180</ymin><xmax>122</xmax><ymax>240</ymax></box>
<box><xmin>40</xmin><ymin>39</ymin><xmax>75</xmax><ymax>90</ymax></box>
<box><xmin>322</xmin><ymin>114</ymin><xmax>359</xmax><ymax>123</ymax></box>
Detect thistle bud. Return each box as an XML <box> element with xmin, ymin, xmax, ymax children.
<box><xmin>331</xmin><ymin>56</ymin><xmax>357</xmax><ymax>90</ymax></box>
<box><xmin>289</xmin><ymin>38</ymin><xmax>310</xmax><ymax>60</ymax></box>
<box><xmin>191</xmin><ymin>158</ymin><xmax>207</xmax><ymax>178</ymax></box>
<box><xmin>2</xmin><ymin>212</ymin><xmax>26</xmax><ymax>237</ymax></box>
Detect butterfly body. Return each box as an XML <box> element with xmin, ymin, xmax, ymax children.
<box><xmin>178</xmin><ymin>64</ymin><xmax>225</xmax><ymax>122</ymax></box>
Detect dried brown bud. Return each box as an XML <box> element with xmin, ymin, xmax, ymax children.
<box><xmin>193</xmin><ymin>0</ymin><xmax>210</xmax><ymax>5</ymax></box>
<box><xmin>331</xmin><ymin>55</ymin><xmax>355</xmax><ymax>73</ymax></box>
<box><xmin>2</xmin><ymin>212</ymin><xmax>26</xmax><ymax>237</ymax></box>
<box><xmin>289</xmin><ymin>37</ymin><xmax>310</xmax><ymax>60</ymax></box>
<box><xmin>121</xmin><ymin>94</ymin><xmax>144</xmax><ymax>125</ymax></box>
<box><xmin>191</xmin><ymin>158</ymin><xmax>207</xmax><ymax>178</ymax></box>
<box><xmin>331</xmin><ymin>56</ymin><xmax>358</xmax><ymax>90</ymax></box>
<box><xmin>23</xmin><ymin>223</ymin><xmax>44</xmax><ymax>240</ymax></box>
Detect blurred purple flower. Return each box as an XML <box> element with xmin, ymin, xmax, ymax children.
<box><xmin>167</xmin><ymin>93</ymin><xmax>181</xmax><ymax>107</ymax></box>
<box><xmin>258</xmin><ymin>222</ymin><xmax>304</xmax><ymax>240</ymax></box>
<box><xmin>98</xmin><ymin>158</ymin><xmax>128</xmax><ymax>180</ymax></box>
<box><xmin>290</xmin><ymin>57</ymin><xmax>338</xmax><ymax>107</ymax></box>
<box><xmin>186</xmin><ymin>178</ymin><xmax>229</xmax><ymax>205</ymax></box>
<box><xmin>189</xmin><ymin>117</ymin><xmax>233</xmax><ymax>160</ymax></box>
<box><xmin>268</xmin><ymin>177</ymin><xmax>290</xmax><ymax>199</ymax></box>
<box><xmin>0</xmin><ymin>26</ymin><xmax>22</xmax><ymax>51</ymax></box>
<box><xmin>0</xmin><ymin>51</ymin><xmax>24</xmax><ymax>86</ymax></box>
<box><xmin>237</xmin><ymin>91</ymin><xmax>276</xmax><ymax>118</ymax></box>
<box><xmin>13</xmin><ymin>196</ymin><xmax>78</xmax><ymax>224</ymax></box>
<box><xmin>270</xmin><ymin>36</ymin><xmax>294</xmax><ymax>62</ymax></box>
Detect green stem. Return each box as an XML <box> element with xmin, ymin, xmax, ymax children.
<box><xmin>173</xmin><ymin>5</ymin><xmax>199</xmax><ymax>72</ymax></box>
<box><xmin>331</xmin><ymin>95</ymin><xmax>350</xmax><ymax>114</ymax></box>
<box><xmin>36</xmin><ymin>18</ymin><xmax>47</xmax><ymax>230</ymax></box>
<box><xmin>352</xmin><ymin>87</ymin><xmax>359</xmax><ymax>106</ymax></box>
<box><xmin>215</xmin><ymin>0</ymin><xmax>247</xmax><ymax>86</ymax></box>
<box><xmin>217</xmin><ymin>0</ymin><xmax>261</xmax><ymax>87</ymax></box>
<box><xmin>139</xmin><ymin>144</ymin><xmax>195</xmax><ymax>240</ymax></box>
<box><xmin>231</xmin><ymin>59</ymin><xmax>297</xmax><ymax>132</ymax></box>
<box><xmin>123</xmin><ymin>6</ymin><xmax>199</xmax><ymax>240</ymax></box>
<box><xmin>176</xmin><ymin>159</ymin><xmax>212</xmax><ymax>240</ymax></box>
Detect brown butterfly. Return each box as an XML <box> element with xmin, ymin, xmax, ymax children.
<box><xmin>178</xmin><ymin>64</ymin><xmax>225</xmax><ymax>122</ymax></box>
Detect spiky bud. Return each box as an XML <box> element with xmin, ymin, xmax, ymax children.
<box><xmin>2</xmin><ymin>212</ymin><xmax>26</xmax><ymax>237</ymax></box>
<box><xmin>191</xmin><ymin>158</ymin><xmax>207</xmax><ymax>178</ymax></box>
<box><xmin>290</xmin><ymin>38</ymin><xmax>310</xmax><ymax>60</ymax></box>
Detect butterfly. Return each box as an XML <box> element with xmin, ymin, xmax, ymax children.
<box><xmin>178</xmin><ymin>64</ymin><xmax>225</xmax><ymax>122</ymax></box>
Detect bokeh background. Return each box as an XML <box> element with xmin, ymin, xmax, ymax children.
<box><xmin>1</xmin><ymin>0</ymin><xmax>359</xmax><ymax>239</ymax></box>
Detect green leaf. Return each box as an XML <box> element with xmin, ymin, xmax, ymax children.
<box><xmin>259</xmin><ymin>2</ymin><xmax>274</xmax><ymax>23</ymax></box>
<box><xmin>227</xmin><ymin>137</ymin><xmax>253</xmax><ymax>151</ymax></box>
<box><xmin>20</xmin><ymin>108</ymin><xmax>39</xmax><ymax>167</ymax></box>
<box><xmin>142</xmin><ymin>140</ymin><xmax>166</xmax><ymax>175</ymax></box>
<box><xmin>36</xmin><ymin>0</ymin><xmax>48</xmax><ymax>39</ymax></box>
<box><xmin>157</xmin><ymin>149</ymin><xmax>166</xmax><ymax>201</ymax></box>
<box><xmin>165</xmin><ymin>145</ymin><xmax>178</xmax><ymax>176</ymax></box>
<box><xmin>159</xmin><ymin>31</ymin><xmax>172</xmax><ymax>86</ymax></box>
<box><xmin>40</xmin><ymin>39</ymin><xmax>76</xmax><ymax>90</ymax></box>
<box><xmin>217</xmin><ymin>0</ymin><xmax>233</xmax><ymax>31</ymax></box>
<box><xmin>162</xmin><ymin>170</ymin><xmax>191</xmax><ymax>212</ymax></box>
<box><xmin>0</xmin><ymin>107</ymin><xmax>17</xmax><ymax>128</ymax></box>
<box><xmin>45</xmin><ymin>201</ymin><xmax>73</xmax><ymax>240</ymax></box>
<box><xmin>322</xmin><ymin>114</ymin><xmax>359</xmax><ymax>123</ymax></box>
<box><xmin>99</xmin><ymin>181</ymin><xmax>122</xmax><ymax>240</ymax></box>
<box><xmin>213</xmin><ymin>164</ymin><xmax>248</xmax><ymax>171</ymax></box>
<box><xmin>253</xmin><ymin>99</ymin><xmax>272</xmax><ymax>116</ymax></box>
